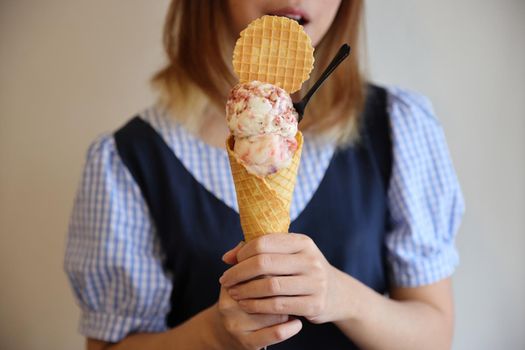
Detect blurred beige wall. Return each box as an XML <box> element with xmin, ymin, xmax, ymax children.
<box><xmin>366</xmin><ymin>1</ymin><xmax>525</xmax><ymax>348</ymax></box>
<box><xmin>0</xmin><ymin>1</ymin><xmax>169</xmax><ymax>349</ymax></box>
<box><xmin>0</xmin><ymin>1</ymin><xmax>524</xmax><ymax>349</ymax></box>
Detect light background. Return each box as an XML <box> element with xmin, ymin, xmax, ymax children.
<box><xmin>0</xmin><ymin>1</ymin><xmax>524</xmax><ymax>349</ymax></box>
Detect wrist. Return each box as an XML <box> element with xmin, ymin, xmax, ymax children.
<box><xmin>330</xmin><ymin>267</ymin><xmax>363</xmax><ymax>324</ymax></box>
<box><xmin>203</xmin><ymin>303</ymin><xmax>235</xmax><ymax>350</ymax></box>
<box><xmin>166</xmin><ymin>303</ymin><xmax>231</xmax><ymax>350</ymax></box>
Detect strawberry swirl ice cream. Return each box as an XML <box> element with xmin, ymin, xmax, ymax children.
<box><xmin>233</xmin><ymin>134</ymin><xmax>298</xmax><ymax>176</ymax></box>
<box><xmin>226</xmin><ymin>81</ymin><xmax>299</xmax><ymax>176</ymax></box>
<box><xmin>226</xmin><ymin>81</ymin><xmax>298</xmax><ymax>138</ymax></box>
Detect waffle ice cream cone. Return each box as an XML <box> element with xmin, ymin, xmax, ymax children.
<box><xmin>233</xmin><ymin>15</ymin><xmax>314</xmax><ymax>94</ymax></box>
<box><xmin>227</xmin><ymin>15</ymin><xmax>313</xmax><ymax>241</ymax></box>
<box><xmin>227</xmin><ymin>132</ymin><xmax>303</xmax><ymax>242</ymax></box>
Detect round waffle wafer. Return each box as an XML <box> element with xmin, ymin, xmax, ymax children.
<box><xmin>233</xmin><ymin>15</ymin><xmax>314</xmax><ymax>94</ymax></box>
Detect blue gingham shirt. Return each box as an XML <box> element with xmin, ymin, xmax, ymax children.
<box><xmin>64</xmin><ymin>86</ymin><xmax>464</xmax><ymax>342</ymax></box>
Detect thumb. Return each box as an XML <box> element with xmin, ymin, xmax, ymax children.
<box><xmin>222</xmin><ymin>241</ymin><xmax>245</xmax><ymax>265</ymax></box>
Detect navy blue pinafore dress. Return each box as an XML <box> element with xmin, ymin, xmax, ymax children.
<box><xmin>114</xmin><ymin>85</ymin><xmax>392</xmax><ymax>349</ymax></box>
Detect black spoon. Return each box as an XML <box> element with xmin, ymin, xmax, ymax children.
<box><xmin>293</xmin><ymin>44</ymin><xmax>351</xmax><ymax>122</ymax></box>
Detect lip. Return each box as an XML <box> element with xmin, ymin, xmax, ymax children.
<box><xmin>268</xmin><ymin>7</ymin><xmax>311</xmax><ymax>25</ymax></box>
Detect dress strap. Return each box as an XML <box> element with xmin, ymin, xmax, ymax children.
<box><xmin>363</xmin><ymin>85</ymin><xmax>392</xmax><ymax>192</ymax></box>
<box><xmin>114</xmin><ymin>116</ymin><xmax>182</xmax><ymax>268</ymax></box>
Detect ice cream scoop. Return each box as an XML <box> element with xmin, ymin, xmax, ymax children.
<box><xmin>233</xmin><ymin>134</ymin><xmax>298</xmax><ymax>176</ymax></box>
<box><xmin>226</xmin><ymin>81</ymin><xmax>298</xmax><ymax>176</ymax></box>
<box><xmin>226</xmin><ymin>81</ymin><xmax>298</xmax><ymax>138</ymax></box>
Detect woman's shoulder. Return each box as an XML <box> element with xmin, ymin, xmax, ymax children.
<box><xmin>383</xmin><ymin>85</ymin><xmax>440</xmax><ymax>127</ymax></box>
<box><xmin>84</xmin><ymin>105</ymin><xmax>166</xmax><ymax>154</ymax></box>
<box><xmin>84</xmin><ymin>132</ymin><xmax>117</xmax><ymax>166</ymax></box>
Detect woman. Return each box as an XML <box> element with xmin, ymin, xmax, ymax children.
<box><xmin>65</xmin><ymin>1</ymin><xmax>464</xmax><ymax>349</ymax></box>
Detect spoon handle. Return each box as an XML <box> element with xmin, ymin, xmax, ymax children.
<box><xmin>296</xmin><ymin>44</ymin><xmax>351</xmax><ymax>121</ymax></box>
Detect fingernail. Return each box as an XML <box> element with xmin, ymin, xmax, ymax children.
<box><xmin>222</xmin><ymin>249</ymin><xmax>233</xmax><ymax>260</ymax></box>
<box><xmin>229</xmin><ymin>288</ymin><xmax>238</xmax><ymax>298</ymax></box>
<box><xmin>219</xmin><ymin>275</ymin><xmax>225</xmax><ymax>284</ymax></box>
<box><xmin>222</xmin><ymin>241</ymin><xmax>243</xmax><ymax>259</ymax></box>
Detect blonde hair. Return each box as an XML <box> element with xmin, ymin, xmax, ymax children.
<box><xmin>153</xmin><ymin>0</ymin><xmax>366</xmax><ymax>146</ymax></box>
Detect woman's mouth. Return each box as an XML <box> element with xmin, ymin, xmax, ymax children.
<box><xmin>268</xmin><ymin>8</ymin><xmax>310</xmax><ymax>26</ymax></box>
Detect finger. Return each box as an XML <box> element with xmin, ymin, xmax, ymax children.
<box><xmin>234</xmin><ymin>313</ymin><xmax>290</xmax><ymax>332</ymax></box>
<box><xmin>245</xmin><ymin>318</ymin><xmax>302</xmax><ymax>348</ymax></box>
<box><xmin>222</xmin><ymin>241</ymin><xmax>245</xmax><ymax>265</ymax></box>
<box><xmin>229</xmin><ymin>276</ymin><xmax>316</xmax><ymax>300</ymax></box>
<box><xmin>219</xmin><ymin>287</ymin><xmax>290</xmax><ymax>331</ymax></box>
<box><xmin>220</xmin><ymin>254</ymin><xmax>309</xmax><ymax>287</ymax></box>
<box><xmin>237</xmin><ymin>233</ymin><xmax>312</xmax><ymax>262</ymax></box>
<box><xmin>239</xmin><ymin>296</ymin><xmax>322</xmax><ymax>318</ymax></box>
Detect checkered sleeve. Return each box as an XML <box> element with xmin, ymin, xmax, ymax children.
<box><xmin>386</xmin><ymin>87</ymin><xmax>465</xmax><ymax>287</ymax></box>
<box><xmin>64</xmin><ymin>134</ymin><xmax>172</xmax><ymax>342</ymax></box>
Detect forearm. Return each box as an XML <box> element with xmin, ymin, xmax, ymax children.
<box><xmin>90</xmin><ymin>304</ymin><xmax>226</xmax><ymax>350</ymax></box>
<box><xmin>333</xmin><ymin>269</ymin><xmax>453</xmax><ymax>350</ymax></box>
